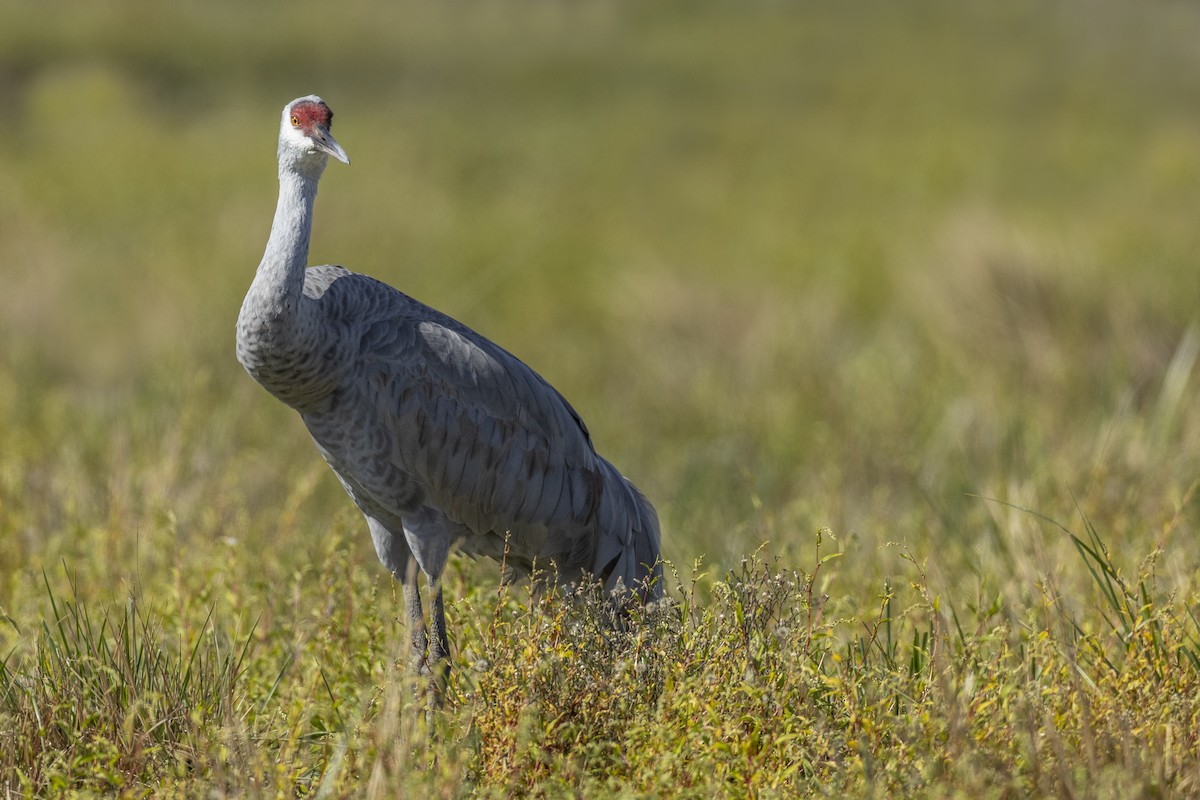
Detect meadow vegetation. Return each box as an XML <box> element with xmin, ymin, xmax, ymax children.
<box><xmin>2</xmin><ymin>0</ymin><xmax>1200</xmax><ymax>795</ymax></box>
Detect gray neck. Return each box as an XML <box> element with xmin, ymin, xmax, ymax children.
<box><xmin>255</xmin><ymin>168</ymin><xmax>318</xmax><ymax>311</ymax></box>
<box><xmin>236</xmin><ymin>165</ymin><xmax>331</xmax><ymax>406</ymax></box>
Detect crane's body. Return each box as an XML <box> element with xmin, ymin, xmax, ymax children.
<box><xmin>236</xmin><ymin>96</ymin><xmax>662</xmax><ymax>670</ymax></box>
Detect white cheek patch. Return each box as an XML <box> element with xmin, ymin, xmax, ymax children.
<box><xmin>280</xmin><ymin>126</ymin><xmax>322</xmax><ymax>159</ymax></box>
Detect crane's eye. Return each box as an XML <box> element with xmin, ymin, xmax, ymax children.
<box><xmin>290</xmin><ymin>114</ymin><xmax>300</xmax><ymax>127</ymax></box>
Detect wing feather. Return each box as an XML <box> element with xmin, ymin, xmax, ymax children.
<box><xmin>530</xmin><ymin>456</ymin><xmax>567</xmax><ymax>524</ymax></box>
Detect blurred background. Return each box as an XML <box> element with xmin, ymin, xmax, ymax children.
<box><xmin>2</xmin><ymin>0</ymin><xmax>1200</xmax><ymax>611</ymax></box>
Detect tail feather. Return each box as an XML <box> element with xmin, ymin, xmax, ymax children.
<box><xmin>591</xmin><ymin>460</ymin><xmax>663</xmax><ymax>602</ymax></box>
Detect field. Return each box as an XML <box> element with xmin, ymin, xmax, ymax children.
<box><xmin>2</xmin><ymin>0</ymin><xmax>1200</xmax><ymax>796</ymax></box>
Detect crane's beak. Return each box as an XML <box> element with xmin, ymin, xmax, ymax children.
<box><xmin>313</xmin><ymin>125</ymin><xmax>350</xmax><ymax>165</ymax></box>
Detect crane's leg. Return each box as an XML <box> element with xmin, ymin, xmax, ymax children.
<box><xmin>400</xmin><ymin>507</ymin><xmax>453</xmax><ymax>683</ymax></box>
<box><xmin>428</xmin><ymin>578</ymin><xmax>450</xmax><ymax>684</ymax></box>
<box><xmin>402</xmin><ymin>579</ymin><xmax>429</xmax><ymax>673</ymax></box>
<box><xmin>366</xmin><ymin>516</ymin><xmax>431</xmax><ymax>674</ymax></box>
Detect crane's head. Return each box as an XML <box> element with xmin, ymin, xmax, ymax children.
<box><xmin>278</xmin><ymin>95</ymin><xmax>350</xmax><ymax>175</ymax></box>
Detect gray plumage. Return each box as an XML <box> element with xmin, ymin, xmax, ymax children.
<box><xmin>236</xmin><ymin>96</ymin><xmax>662</xmax><ymax>670</ymax></box>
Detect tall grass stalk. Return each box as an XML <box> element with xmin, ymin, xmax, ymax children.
<box><xmin>0</xmin><ymin>571</ymin><xmax>253</xmax><ymax>792</ymax></box>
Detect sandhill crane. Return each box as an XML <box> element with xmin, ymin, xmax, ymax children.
<box><xmin>236</xmin><ymin>96</ymin><xmax>662</xmax><ymax>673</ymax></box>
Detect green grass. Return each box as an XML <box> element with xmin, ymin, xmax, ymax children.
<box><xmin>2</xmin><ymin>0</ymin><xmax>1200</xmax><ymax>795</ymax></box>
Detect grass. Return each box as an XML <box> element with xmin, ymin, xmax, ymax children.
<box><xmin>0</xmin><ymin>571</ymin><xmax>252</xmax><ymax>792</ymax></box>
<box><xmin>2</xmin><ymin>0</ymin><xmax>1200</xmax><ymax>795</ymax></box>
